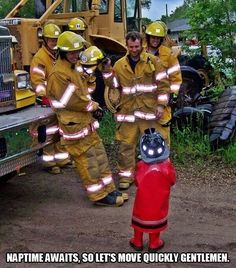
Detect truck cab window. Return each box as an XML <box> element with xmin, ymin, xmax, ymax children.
<box><xmin>126</xmin><ymin>0</ymin><xmax>140</xmax><ymax>32</ymax></box>
<box><xmin>99</xmin><ymin>0</ymin><xmax>109</xmax><ymax>14</ymax></box>
<box><xmin>114</xmin><ymin>0</ymin><xmax>122</xmax><ymax>22</ymax></box>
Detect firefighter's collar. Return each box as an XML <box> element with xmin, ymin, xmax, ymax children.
<box><xmin>125</xmin><ymin>49</ymin><xmax>149</xmax><ymax>63</ymax></box>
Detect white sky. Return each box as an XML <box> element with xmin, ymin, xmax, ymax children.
<box><xmin>142</xmin><ymin>0</ymin><xmax>185</xmax><ymax>21</ymax></box>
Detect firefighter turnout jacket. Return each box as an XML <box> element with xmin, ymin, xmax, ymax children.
<box><xmin>47</xmin><ymin>58</ymin><xmax>116</xmax><ymax>201</ymax></box>
<box><xmin>156</xmin><ymin>45</ymin><xmax>182</xmax><ymax>96</ymax></box>
<box><xmin>30</xmin><ymin>45</ymin><xmax>70</xmax><ymax>169</ymax></box>
<box><xmin>30</xmin><ymin>45</ymin><xmax>56</xmax><ymax>97</ymax></box>
<box><xmin>103</xmin><ymin>49</ymin><xmax>170</xmax><ymax>186</ymax></box>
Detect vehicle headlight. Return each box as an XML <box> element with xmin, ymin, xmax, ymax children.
<box><xmin>16</xmin><ymin>73</ymin><xmax>30</xmax><ymax>89</ymax></box>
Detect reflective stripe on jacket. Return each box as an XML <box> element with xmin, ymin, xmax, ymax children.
<box><xmin>103</xmin><ymin>50</ymin><xmax>170</xmax><ymax>119</ymax></box>
<box><xmin>47</xmin><ymin>58</ymin><xmax>99</xmax><ymax>142</ymax></box>
<box><xmin>154</xmin><ymin>45</ymin><xmax>182</xmax><ymax>95</ymax></box>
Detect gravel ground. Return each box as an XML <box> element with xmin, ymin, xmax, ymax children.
<box><xmin>0</xmin><ymin>154</ymin><xmax>235</xmax><ymax>268</ymax></box>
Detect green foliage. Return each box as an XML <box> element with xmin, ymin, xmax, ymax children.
<box><xmin>185</xmin><ymin>0</ymin><xmax>236</xmax><ymax>83</ymax></box>
<box><xmin>2</xmin><ymin>127</ymin><xmax>32</xmax><ymax>157</ymax></box>
<box><xmin>217</xmin><ymin>140</ymin><xmax>236</xmax><ymax>163</ymax></box>
<box><xmin>0</xmin><ymin>0</ymin><xmax>35</xmax><ymax>18</ymax></box>
<box><xmin>142</xmin><ymin>17</ymin><xmax>152</xmax><ymax>26</ymax></box>
<box><xmin>171</xmin><ymin>126</ymin><xmax>236</xmax><ymax>165</ymax></box>
<box><xmin>171</xmin><ymin>127</ymin><xmax>211</xmax><ymax>164</ymax></box>
<box><xmin>206</xmin><ymin>84</ymin><xmax>225</xmax><ymax>102</ymax></box>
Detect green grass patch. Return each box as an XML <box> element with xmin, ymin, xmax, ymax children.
<box><xmin>97</xmin><ymin>111</ymin><xmax>116</xmax><ymax>145</ymax></box>
<box><xmin>98</xmin><ymin>111</ymin><xmax>236</xmax><ymax>165</ymax></box>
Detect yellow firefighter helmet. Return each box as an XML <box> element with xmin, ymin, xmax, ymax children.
<box><xmin>156</xmin><ymin>20</ymin><xmax>168</xmax><ymax>35</ymax></box>
<box><xmin>57</xmin><ymin>31</ymin><xmax>84</xmax><ymax>51</ymax></box>
<box><xmin>43</xmin><ymin>23</ymin><xmax>61</xmax><ymax>38</ymax></box>
<box><xmin>68</xmin><ymin>18</ymin><xmax>86</xmax><ymax>31</ymax></box>
<box><xmin>80</xmin><ymin>46</ymin><xmax>104</xmax><ymax>65</ymax></box>
<box><xmin>145</xmin><ymin>22</ymin><xmax>166</xmax><ymax>37</ymax></box>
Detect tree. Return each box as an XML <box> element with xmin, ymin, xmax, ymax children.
<box><xmin>185</xmin><ymin>0</ymin><xmax>236</xmax><ymax>82</ymax></box>
<box><xmin>141</xmin><ymin>0</ymin><xmax>152</xmax><ymax>10</ymax></box>
<box><xmin>0</xmin><ymin>0</ymin><xmax>34</xmax><ymax>18</ymax></box>
<box><xmin>142</xmin><ymin>16</ymin><xmax>152</xmax><ymax>25</ymax></box>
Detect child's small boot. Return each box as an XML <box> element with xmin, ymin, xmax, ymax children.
<box><xmin>129</xmin><ymin>229</ymin><xmax>143</xmax><ymax>251</ymax></box>
<box><xmin>148</xmin><ymin>232</ymin><xmax>165</xmax><ymax>252</ymax></box>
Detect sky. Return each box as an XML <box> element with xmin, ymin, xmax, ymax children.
<box><xmin>142</xmin><ymin>0</ymin><xmax>185</xmax><ymax>21</ymax></box>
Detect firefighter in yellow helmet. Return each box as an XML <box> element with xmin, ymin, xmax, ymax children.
<box><xmin>30</xmin><ymin>23</ymin><xmax>72</xmax><ymax>174</ymax></box>
<box><xmin>145</xmin><ymin>21</ymin><xmax>182</xmax><ymax>146</ymax></box>
<box><xmin>78</xmin><ymin>46</ymin><xmax>107</xmax><ymax>114</ymax></box>
<box><xmin>68</xmin><ymin>17</ymin><xmax>91</xmax><ymax>48</ymax></box>
<box><xmin>102</xmin><ymin>31</ymin><xmax>170</xmax><ymax>190</ymax></box>
<box><xmin>155</xmin><ymin>20</ymin><xmax>179</xmax><ymax>49</ymax></box>
<box><xmin>47</xmin><ymin>32</ymin><xmax>127</xmax><ymax>206</ymax></box>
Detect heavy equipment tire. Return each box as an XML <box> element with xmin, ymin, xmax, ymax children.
<box><xmin>176</xmin><ymin>66</ymin><xmax>203</xmax><ymax>108</ymax></box>
<box><xmin>209</xmin><ymin>86</ymin><xmax>236</xmax><ymax>149</ymax></box>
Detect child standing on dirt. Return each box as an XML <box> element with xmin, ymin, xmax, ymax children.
<box><xmin>130</xmin><ymin>128</ymin><xmax>176</xmax><ymax>251</ymax></box>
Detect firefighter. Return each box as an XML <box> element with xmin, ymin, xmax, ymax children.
<box><xmin>30</xmin><ymin>23</ymin><xmax>72</xmax><ymax>174</ymax></box>
<box><xmin>67</xmin><ymin>17</ymin><xmax>91</xmax><ymax>48</ymax></box>
<box><xmin>156</xmin><ymin>20</ymin><xmax>177</xmax><ymax>48</ymax></box>
<box><xmin>130</xmin><ymin>128</ymin><xmax>176</xmax><ymax>251</ymax></box>
<box><xmin>47</xmin><ymin>31</ymin><xmax>127</xmax><ymax>206</ymax></box>
<box><xmin>145</xmin><ymin>21</ymin><xmax>182</xmax><ymax>146</ymax></box>
<box><xmin>102</xmin><ymin>31</ymin><xmax>170</xmax><ymax>190</ymax></box>
<box><xmin>78</xmin><ymin>46</ymin><xmax>107</xmax><ymax>115</ymax></box>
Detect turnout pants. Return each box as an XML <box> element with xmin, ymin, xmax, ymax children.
<box><xmin>116</xmin><ymin>119</ymin><xmax>170</xmax><ymax>185</ymax></box>
<box><xmin>64</xmin><ymin>132</ymin><xmax>115</xmax><ymax>202</ymax></box>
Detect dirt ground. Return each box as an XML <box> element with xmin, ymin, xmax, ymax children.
<box><xmin>0</xmin><ymin>157</ymin><xmax>236</xmax><ymax>268</ymax></box>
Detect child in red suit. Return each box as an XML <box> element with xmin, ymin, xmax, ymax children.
<box><xmin>130</xmin><ymin>128</ymin><xmax>176</xmax><ymax>252</ymax></box>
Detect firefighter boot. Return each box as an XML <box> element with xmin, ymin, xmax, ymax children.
<box><xmin>129</xmin><ymin>229</ymin><xmax>143</xmax><ymax>251</ymax></box>
<box><xmin>109</xmin><ymin>190</ymin><xmax>129</xmax><ymax>201</ymax></box>
<box><xmin>148</xmin><ymin>233</ymin><xmax>165</xmax><ymax>252</ymax></box>
<box><xmin>95</xmin><ymin>193</ymin><xmax>124</xmax><ymax>207</ymax></box>
<box><xmin>44</xmin><ymin>166</ymin><xmax>61</xmax><ymax>175</ymax></box>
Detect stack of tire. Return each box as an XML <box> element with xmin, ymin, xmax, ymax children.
<box><xmin>208</xmin><ymin>86</ymin><xmax>236</xmax><ymax>149</ymax></box>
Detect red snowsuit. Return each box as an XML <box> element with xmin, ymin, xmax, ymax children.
<box><xmin>132</xmin><ymin>159</ymin><xmax>176</xmax><ymax>233</ymax></box>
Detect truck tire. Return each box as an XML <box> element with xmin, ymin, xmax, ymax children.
<box><xmin>209</xmin><ymin>86</ymin><xmax>236</xmax><ymax>149</ymax></box>
<box><xmin>176</xmin><ymin>66</ymin><xmax>203</xmax><ymax>108</ymax></box>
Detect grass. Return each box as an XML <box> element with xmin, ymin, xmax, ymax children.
<box><xmin>98</xmin><ymin>111</ymin><xmax>236</xmax><ymax>166</ymax></box>
<box><xmin>171</xmin><ymin>127</ymin><xmax>212</xmax><ymax>164</ymax></box>
<box><xmin>97</xmin><ymin>111</ymin><xmax>116</xmax><ymax>145</ymax></box>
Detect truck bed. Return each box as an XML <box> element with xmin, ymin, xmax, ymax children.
<box><xmin>0</xmin><ymin>105</ymin><xmax>55</xmax><ymax>132</ymax></box>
